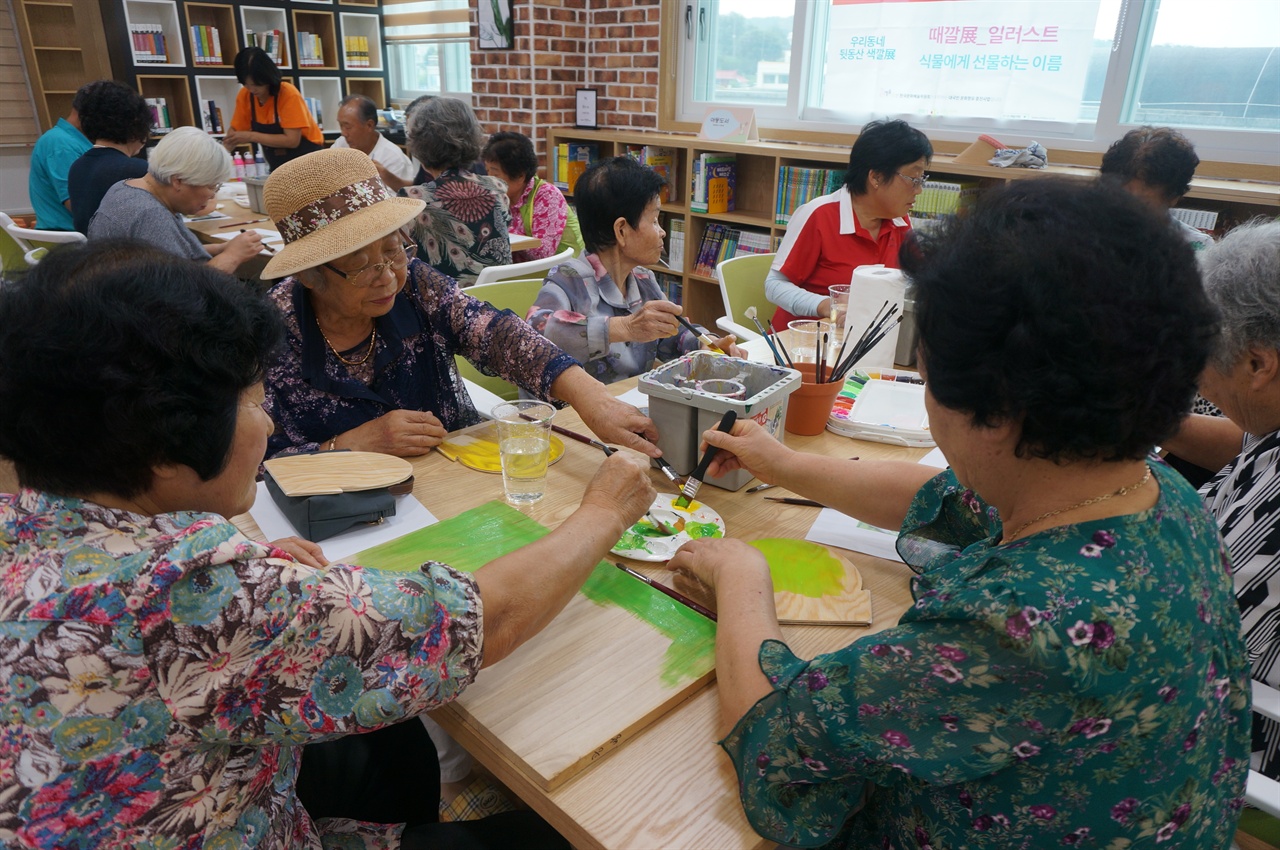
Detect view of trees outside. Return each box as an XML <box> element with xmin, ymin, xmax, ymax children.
<box><xmin>707</xmin><ymin>0</ymin><xmax>792</xmax><ymax>104</ymax></box>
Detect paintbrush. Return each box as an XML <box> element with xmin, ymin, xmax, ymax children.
<box><xmin>746</xmin><ymin>482</ymin><xmax>774</xmax><ymax>493</ymax></box>
<box><xmin>241</xmin><ymin>229</ymin><xmax>277</xmax><ymax>254</ymax></box>
<box><xmin>745</xmin><ymin>306</ymin><xmax>782</xmax><ymax>365</ymax></box>
<box><xmin>674</xmin><ymin>409</ymin><xmax>737</xmax><ymax>508</ymax></box>
<box><xmin>651</xmin><ymin>456</ymin><xmax>683</xmax><ymax>487</ymax></box>
<box><xmin>674</xmin><ymin>314</ymin><xmax>728</xmax><ymax>353</ymax></box>
<box><xmin>764</xmin><ymin>496</ymin><xmax>825</xmax><ymax>508</ymax></box>
<box><xmin>771</xmin><ymin>327</ymin><xmax>795</xmax><ymax>369</ymax></box>
<box><xmin>614</xmin><ymin>562</ymin><xmax>717</xmax><ymax>621</ymax></box>
<box><xmin>218</xmin><ymin>217</ymin><xmax>267</xmax><ymax>228</ymax></box>
<box><xmin>524</xmin><ymin>414</ymin><xmax>677</xmax><ymax>534</ymax></box>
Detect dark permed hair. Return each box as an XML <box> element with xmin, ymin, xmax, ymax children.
<box><xmin>1100</xmin><ymin>126</ymin><xmax>1200</xmax><ymax>203</ymax></box>
<box><xmin>0</xmin><ymin>241</ymin><xmax>284</xmax><ymax>498</ymax></box>
<box><xmin>76</xmin><ymin>80</ymin><xmax>153</xmax><ymax>144</ymax></box>
<box><xmin>574</xmin><ymin>156</ymin><xmax>666</xmax><ymax>254</ymax></box>
<box><xmin>481</xmin><ymin>131</ymin><xmax>539</xmax><ymax>182</ymax></box>
<box><xmin>843</xmin><ymin>118</ymin><xmax>934</xmax><ymax>195</ymax></box>
<box><xmin>901</xmin><ymin>177</ymin><xmax>1218</xmax><ymax>462</ymax></box>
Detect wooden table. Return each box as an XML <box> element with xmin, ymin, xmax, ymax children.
<box><xmin>234</xmin><ymin>374</ymin><xmax>926</xmax><ymax>850</ymax></box>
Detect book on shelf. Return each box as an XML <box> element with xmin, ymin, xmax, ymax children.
<box><xmin>298</xmin><ymin>32</ymin><xmax>325</xmax><ymax>68</ymax></box>
<box><xmin>693</xmin><ymin>224</ymin><xmax>771</xmax><ymax>277</ymax></box>
<box><xmin>562</xmin><ymin>142</ymin><xmax>598</xmax><ymax>193</ymax></box>
<box><xmin>1169</xmin><ymin>207</ymin><xmax>1219</xmax><ymax>232</ymax></box>
<box><xmin>691</xmin><ymin>153</ymin><xmax>736</xmax><ymax>214</ymax></box>
<box><xmin>190</xmin><ymin>25</ymin><xmax>224</xmax><ymax>65</ymax></box>
<box><xmin>244</xmin><ymin>29</ymin><xmax>284</xmax><ymax>65</ymax></box>
<box><xmin>344</xmin><ymin>36</ymin><xmax>371</xmax><ymax>68</ymax></box>
<box><xmin>303</xmin><ymin>96</ymin><xmax>323</xmax><ymax>127</ymax></box>
<box><xmin>625</xmin><ymin>145</ymin><xmax>679</xmax><ymax>204</ymax></box>
<box><xmin>145</xmin><ymin>97</ymin><xmax>172</xmax><ymax>132</ymax></box>
<box><xmin>202</xmin><ymin>99</ymin><xmax>224</xmax><ymax>135</ymax></box>
<box><xmin>655</xmin><ymin>272</ymin><xmax>683</xmax><ymax>306</ymax></box>
<box><xmin>130</xmin><ymin>24</ymin><xmax>168</xmax><ymax>64</ymax></box>
<box><xmin>910</xmin><ymin>179</ymin><xmax>981</xmax><ymax>222</ymax></box>
<box><xmin>774</xmin><ymin>165</ymin><xmax>843</xmax><ymax>224</ymax></box>
<box><xmin>666</xmin><ymin>217</ymin><xmax>685</xmax><ymax>270</ymax></box>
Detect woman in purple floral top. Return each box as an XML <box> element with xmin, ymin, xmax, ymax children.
<box><xmin>400</xmin><ymin>97</ymin><xmax>511</xmax><ymax>285</ymax></box>
<box><xmin>0</xmin><ymin>240</ymin><xmax>655</xmax><ymax>849</ymax></box>
<box><xmin>669</xmin><ymin>179</ymin><xmax>1250</xmax><ymax>848</ymax></box>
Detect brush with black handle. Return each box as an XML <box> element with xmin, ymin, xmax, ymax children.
<box><xmin>674</xmin><ymin>409</ymin><xmax>737</xmax><ymax>508</ymax></box>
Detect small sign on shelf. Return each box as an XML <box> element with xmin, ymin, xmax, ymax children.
<box><xmin>697</xmin><ymin>107</ymin><xmax>758</xmax><ymax>143</ymax></box>
<box><xmin>575</xmin><ymin>88</ymin><xmax>598</xmax><ymax>129</ymax></box>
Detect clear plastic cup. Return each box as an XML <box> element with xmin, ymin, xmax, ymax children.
<box><xmin>785</xmin><ymin>319</ymin><xmax>832</xmax><ymax>365</ymax></box>
<box><xmin>493</xmin><ymin>401</ymin><xmax>555</xmax><ymax>505</ymax></box>
<box><xmin>828</xmin><ymin>284</ymin><xmax>851</xmax><ymax>337</ymax></box>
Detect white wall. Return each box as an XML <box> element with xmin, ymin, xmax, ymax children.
<box><xmin>0</xmin><ymin>148</ymin><xmax>33</xmax><ymax>214</ymax></box>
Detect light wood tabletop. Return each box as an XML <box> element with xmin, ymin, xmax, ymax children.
<box><xmin>232</xmin><ymin>373</ymin><xmax>928</xmax><ymax>850</ymax></box>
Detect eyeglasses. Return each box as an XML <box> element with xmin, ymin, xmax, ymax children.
<box><xmin>323</xmin><ymin>243</ymin><xmax>417</xmax><ymax>288</ymax></box>
<box><xmin>894</xmin><ymin>172</ymin><xmax>929</xmax><ymax>190</ymax></box>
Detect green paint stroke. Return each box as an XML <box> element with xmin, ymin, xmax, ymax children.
<box><xmin>748</xmin><ymin>538</ymin><xmax>845</xmax><ymax>598</ymax></box>
<box><xmin>352</xmin><ymin>501</ymin><xmax>715</xmax><ymax>686</ymax></box>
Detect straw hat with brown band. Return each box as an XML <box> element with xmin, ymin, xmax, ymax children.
<box><xmin>260</xmin><ymin>147</ymin><xmax>425</xmax><ymax>280</ymax></box>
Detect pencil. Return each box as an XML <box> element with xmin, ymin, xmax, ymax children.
<box><xmin>614</xmin><ymin>562</ymin><xmax>717</xmax><ymax>622</ymax></box>
<box><xmin>764</xmin><ymin>496</ymin><xmax>825</xmax><ymax>508</ymax></box>
<box><xmin>219</xmin><ymin>217</ymin><xmax>267</xmax><ymax>228</ymax></box>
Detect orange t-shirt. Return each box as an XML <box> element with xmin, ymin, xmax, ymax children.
<box><xmin>230</xmin><ymin>82</ymin><xmax>324</xmax><ymax>146</ymax></box>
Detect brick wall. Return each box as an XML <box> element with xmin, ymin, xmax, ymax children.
<box><xmin>469</xmin><ymin>0</ymin><xmax>662</xmax><ymax>173</ymax></box>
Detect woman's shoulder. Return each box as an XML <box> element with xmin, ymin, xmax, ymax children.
<box><xmin>277</xmin><ymin>81</ymin><xmax>303</xmax><ymax>99</ymax></box>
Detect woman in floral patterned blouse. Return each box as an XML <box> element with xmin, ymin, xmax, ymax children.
<box><xmin>0</xmin><ymin>240</ymin><xmax>656</xmax><ymax>849</ymax></box>
<box><xmin>481</xmin><ymin>131</ymin><xmax>584</xmax><ymax>262</ymax></box>
<box><xmin>669</xmin><ymin>178</ymin><xmax>1251</xmax><ymax>848</ymax></box>
<box><xmin>400</xmin><ymin>97</ymin><xmax>511</xmax><ymax>285</ymax></box>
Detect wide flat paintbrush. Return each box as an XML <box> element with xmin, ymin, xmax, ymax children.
<box><xmin>674</xmin><ymin>409</ymin><xmax>737</xmax><ymax>508</ymax></box>
<box><xmin>674</xmin><ymin>314</ymin><xmax>728</xmax><ymax>353</ymax></box>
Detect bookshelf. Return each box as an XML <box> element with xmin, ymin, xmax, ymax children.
<box><xmin>184</xmin><ymin>2</ymin><xmax>238</xmax><ymax>68</ymax></box>
<box><xmin>548</xmin><ymin>128</ymin><xmax>1280</xmax><ymax>328</ymax></box>
<box><xmin>123</xmin><ymin>0</ymin><xmax>187</xmax><ymax>67</ymax></box>
<box><xmin>137</xmin><ymin>74</ymin><xmax>196</xmax><ymax>132</ymax></box>
<box><xmin>292</xmin><ymin>10</ymin><xmax>338</xmax><ymax>70</ymax></box>
<box><xmin>240</xmin><ymin>5</ymin><xmax>291</xmax><ymax>69</ymax></box>
<box><xmin>193</xmin><ymin>75</ymin><xmax>240</xmax><ymax>134</ymax></box>
<box><xmin>12</xmin><ymin>0</ymin><xmax>115</xmax><ymax>132</ymax></box>
<box><xmin>339</xmin><ymin>13</ymin><xmax>382</xmax><ymax>71</ymax></box>
<box><xmin>346</xmin><ymin>77</ymin><xmax>386</xmax><ymax>107</ymax></box>
<box><xmin>299</xmin><ymin>77</ymin><xmax>342</xmax><ymax>133</ymax></box>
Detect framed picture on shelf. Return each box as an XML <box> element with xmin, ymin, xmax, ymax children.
<box><xmin>575</xmin><ymin>88</ymin><xmax>598</xmax><ymax>129</ymax></box>
<box><xmin>478</xmin><ymin>0</ymin><xmax>514</xmax><ymax>49</ymax></box>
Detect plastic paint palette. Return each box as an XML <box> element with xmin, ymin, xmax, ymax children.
<box><xmin>827</xmin><ymin>371</ymin><xmax>935</xmax><ymax>447</ymax></box>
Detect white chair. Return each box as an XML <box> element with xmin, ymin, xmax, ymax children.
<box><xmin>1247</xmin><ymin>680</ymin><xmax>1280</xmax><ymax>819</ymax></box>
<box><xmin>473</xmin><ymin>245</ymin><xmax>574</xmax><ymax>287</ymax></box>
<box><xmin>0</xmin><ymin>212</ymin><xmax>86</xmax><ymax>268</ymax></box>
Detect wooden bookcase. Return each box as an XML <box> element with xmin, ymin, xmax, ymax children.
<box><xmin>547</xmin><ymin>128</ymin><xmax>1280</xmax><ymax>328</ymax></box>
<box><xmin>97</xmin><ymin>0</ymin><xmax>391</xmax><ymax>144</ymax></box>
<box><xmin>12</xmin><ymin>0</ymin><xmax>115</xmax><ymax>132</ymax></box>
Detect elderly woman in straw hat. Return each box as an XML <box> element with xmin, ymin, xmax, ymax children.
<box><xmin>259</xmin><ymin>147</ymin><xmax>661</xmax><ymax>461</ymax></box>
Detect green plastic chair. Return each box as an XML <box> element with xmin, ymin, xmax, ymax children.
<box><xmin>715</xmin><ymin>252</ymin><xmax>776</xmax><ymax>341</ymax></box>
<box><xmin>457</xmin><ymin>276</ymin><xmax>548</xmax><ymax>402</ymax></box>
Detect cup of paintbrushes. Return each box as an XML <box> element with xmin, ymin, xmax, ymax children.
<box><xmin>783</xmin><ymin>363</ymin><xmax>844</xmax><ymax>436</ymax></box>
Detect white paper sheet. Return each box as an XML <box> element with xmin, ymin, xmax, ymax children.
<box><xmin>918</xmin><ymin>447</ymin><xmax>948</xmax><ymax>469</ymax></box>
<box><xmin>806</xmin><ymin>507</ymin><xmax>903</xmax><ymax>563</ymax></box>
<box><xmin>616</xmin><ymin>386</ymin><xmax>649</xmax><ymax>410</ymax></box>
<box><xmin>247</xmin><ymin>480</ymin><xmax>438</xmax><ymax>563</ymax></box>
<box><xmin>211</xmin><ymin>227</ymin><xmax>282</xmax><ymax>244</ymax></box>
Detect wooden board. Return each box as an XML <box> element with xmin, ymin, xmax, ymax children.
<box><xmin>350</xmin><ymin>501</ymin><xmax>717</xmax><ymax>790</ymax></box>
<box><xmin>749</xmin><ymin>538</ymin><xmax>873</xmax><ymax>626</ymax></box>
<box><xmin>262</xmin><ymin>451</ymin><xmax>413</xmax><ymax>496</ymax></box>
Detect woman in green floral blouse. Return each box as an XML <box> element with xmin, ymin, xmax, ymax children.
<box><xmin>670</xmin><ymin>178</ymin><xmax>1250</xmax><ymax>848</ymax></box>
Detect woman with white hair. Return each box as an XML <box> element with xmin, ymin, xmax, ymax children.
<box><xmin>1166</xmin><ymin>219</ymin><xmax>1280</xmax><ymax>779</ymax></box>
<box><xmin>88</xmin><ymin>125</ymin><xmax>262</xmax><ymax>273</ymax></box>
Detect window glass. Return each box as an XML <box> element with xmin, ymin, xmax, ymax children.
<box><xmin>1127</xmin><ymin>0</ymin><xmax>1280</xmax><ymax>131</ymax></box>
<box><xmin>387</xmin><ymin>41</ymin><xmax>472</xmax><ymax>99</ymax></box>
<box><xmin>691</xmin><ymin>0</ymin><xmax>797</xmax><ymax>107</ymax></box>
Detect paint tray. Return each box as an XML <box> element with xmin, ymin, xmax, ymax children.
<box><xmin>639</xmin><ymin>351</ymin><xmax>801</xmax><ymax>491</ymax></box>
<box><xmin>826</xmin><ymin>374</ymin><xmax>934</xmax><ymax>447</ymax></box>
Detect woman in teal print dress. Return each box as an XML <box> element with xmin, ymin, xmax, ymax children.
<box><xmin>669</xmin><ymin>178</ymin><xmax>1251</xmax><ymax>848</ymax></box>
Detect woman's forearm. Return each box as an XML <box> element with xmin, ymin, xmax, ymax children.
<box><xmin>765</xmin><ymin>267</ymin><xmax>828</xmax><ymax>318</ymax></box>
<box><xmin>713</xmin><ymin>569</ymin><xmax>783</xmax><ymax>735</ymax></box>
<box><xmin>775</xmin><ymin>453</ymin><xmax>935</xmax><ymax>532</ymax></box>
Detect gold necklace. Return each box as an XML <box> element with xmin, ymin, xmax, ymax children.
<box><xmin>1005</xmin><ymin>466</ymin><xmax>1152</xmax><ymax>543</ymax></box>
<box><xmin>318</xmin><ymin>323</ymin><xmax>377</xmax><ymax>366</ymax></box>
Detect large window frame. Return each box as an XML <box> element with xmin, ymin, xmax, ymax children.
<box><xmin>668</xmin><ymin>0</ymin><xmax>1280</xmax><ymax>167</ymax></box>
<box><xmin>382</xmin><ymin>0</ymin><xmax>472</xmax><ymax>104</ymax></box>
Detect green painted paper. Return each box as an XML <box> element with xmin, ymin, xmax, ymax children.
<box><xmin>749</xmin><ymin>538</ymin><xmax>845</xmax><ymax>598</ymax></box>
<box><xmin>351</xmin><ymin>501</ymin><xmax>715</xmax><ymax>686</ymax></box>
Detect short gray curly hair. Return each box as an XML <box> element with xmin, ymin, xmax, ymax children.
<box><xmin>405</xmin><ymin>96</ymin><xmax>484</xmax><ymax>171</ymax></box>
<box><xmin>1200</xmin><ymin>218</ymin><xmax>1280</xmax><ymax>370</ymax></box>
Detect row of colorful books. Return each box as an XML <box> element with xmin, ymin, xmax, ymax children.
<box><xmin>551</xmin><ymin>142</ymin><xmax>598</xmax><ymax>193</ymax></box>
<box><xmin>911</xmin><ymin>180</ymin><xmax>982</xmax><ymax>220</ymax></box>
<box><xmin>145</xmin><ymin>97</ymin><xmax>173</xmax><ymax>132</ymax></box>
<box><xmin>343</xmin><ymin>36</ymin><xmax>374</xmax><ymax>68</ymax></box>
<box><xmin>202</xmin><ymin>99</ymin><xmax>226</xmax><ymax>134</ymax></box>
<box><xmin>692</xmin><ymin>223</ymin><xmax>771</xmax><ymax>277</ymax></box>
<box><xmin>130</xmin><ymin>24</ymin><xmax>169</xmax><ymax>64</ymax></box>
<box><xmin>623</xmin><ymin>145</ymin><xmax>679</xmax><ymax>204</ymax></box>
<box><xmin>303</xmin><ymin>96</ymin><xmax>324</xmax><ymax>126</ymax></box>
<box><xmin>297</xmin><ymin>31</ymin><xmax>326</xmax><ymax>67</ymax></box>
<box><xmin>190</xmin><ymin>25</ymin><xmax>224</xmax><ymax>65</ymax></box>
<box><xmin>691</xmin><ymin>153</ymin><xmax>735</xmax><ymax>214</ymax></box>
<box><xmin>244</xmin><ymin>29</ymin><xmax>285</xmax><ymax>66</ymax></box>
<box><xmin>774</xmin><ymin>165</ymin><xmax>842</xmax><ymax>224</ymax></box>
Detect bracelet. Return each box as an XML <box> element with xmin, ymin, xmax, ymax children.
<box><xmin>327</xmin><ymin>437</ymin><xmax>338</xmax><ymax>452</ymax></box>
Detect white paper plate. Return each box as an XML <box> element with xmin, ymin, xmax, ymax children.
<box><xmin>610</xmin><ymin>493</ymin><xmax>725</xmax><ymax>562</ymax></box>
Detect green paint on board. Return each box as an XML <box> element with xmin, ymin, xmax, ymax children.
<box><xmin>748</xmin><ymin>538</ymin><xmax>845</xmax><ymax>598</ymax></box>
<box><xmin>351</xmin><ymin>501</ymin><xmax>715</xmax><ymax>686</ymax></box>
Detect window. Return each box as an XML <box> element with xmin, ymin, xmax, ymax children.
<box><xmin>382</xmin><ymin>0</ymin><xmax>472</xmax><ymax>101</ymax></box>
<box><xmin>674</xmin><ymin>0</ymin><xmax>1280</xmax><ymax>165</ymax></box>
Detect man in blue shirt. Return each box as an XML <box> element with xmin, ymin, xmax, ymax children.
<box><xmin>29</xmin><ymin>83</ymin><xmax>93</xmax><ymax>231</ymax></box>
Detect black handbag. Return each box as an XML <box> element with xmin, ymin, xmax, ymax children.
<box><xmin>263</xmin><ymin>468</ymin><xmax>398</xmax><ymax>542</ymax></box>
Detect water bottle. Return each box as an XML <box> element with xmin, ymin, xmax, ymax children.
<box><xmin>233</xmin><ymin>152</ymin><xmax>246</xmax><ymax>181</ymax></box>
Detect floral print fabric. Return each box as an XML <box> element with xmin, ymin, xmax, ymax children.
<box><xmin>0</xmin><ymin>488</ymin><xmax>484</xmax><ymax>849</ymax></box>
<box><xmin>721</xmin><ymin>461</ymin><xmax>1250</xmax><ymax>849</ymax></box>
<box><xmin>510</xmin><ymin>176</ymin><xmax>581</xmax><ymax>262</ymax></box>
<box><xmin>526</xmin><ymin>254</ymin><xmax>699</xmax><ymax>386</ymax></box>
<box><xmin>263</xmin><ymin>257</ymin><xmax>578</xmax><ymax>459</ymax></box>
<box><xmin>401</xmin><ymin>169</ymin><xmax>512</xmax><ymax>285</ymax></box>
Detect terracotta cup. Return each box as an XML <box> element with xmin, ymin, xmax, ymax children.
<box><xmin>784</xmin><ymin>364</ymin><xmax>843</xmax><ymax>436</ymax></box>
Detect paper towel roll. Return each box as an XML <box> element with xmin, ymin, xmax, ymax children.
<box><xmin>843</xmin><ymin>264</ymin><xmax>906</xmax><ymax>370</ymax></box>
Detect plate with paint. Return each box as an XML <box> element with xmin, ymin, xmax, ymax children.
<box><xmin>611</xmin><ymin>493</ymin><xmax>725</xmax><ymax>562</ymax></box>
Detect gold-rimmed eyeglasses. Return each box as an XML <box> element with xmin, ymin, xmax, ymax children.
<box><xmin>895</xmin><ymin>172</ymin><xmax>930</xmax><ymax>191</ymax></box>
<box><xmin>323</xmin><ymin>243</ymin><xmax>417</xmax><ymax>287</ymax></box>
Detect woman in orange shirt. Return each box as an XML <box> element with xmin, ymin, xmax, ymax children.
<box><xmin>224</xmin><ymin>47</ymin><xmax>323</xmax><ymax>172</ymax></box>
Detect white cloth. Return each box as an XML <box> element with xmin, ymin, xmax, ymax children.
<box><xmin>332</xmin><ymin>133</ymin><xmax>418</xmax><ymax>183</ymax></box>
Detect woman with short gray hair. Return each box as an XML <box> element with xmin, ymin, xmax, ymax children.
<box><xmin>88</xmin><ymin>126</ymin><xmax>263</xmax><ymax>273</ymax></box>
<box><xmin>1170</xmin><ymin>219</ymin><xmax>1280</xmax><ymax>779</ymax></box>
<box><xmin>400</xmin><ymin>97</ymin><xmax>511</xmax><ymax>284</ymax></box>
